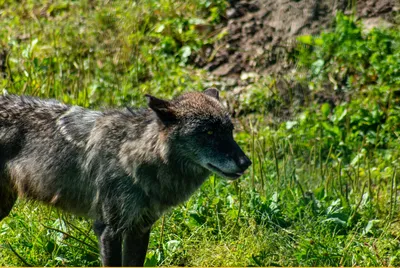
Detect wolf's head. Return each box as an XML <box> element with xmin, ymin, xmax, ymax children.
<box><xmin>146</xmin><ymin>88</ymin><xmax>251</xmax><ymax>180</ymax></box>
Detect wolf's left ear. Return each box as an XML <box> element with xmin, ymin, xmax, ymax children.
<box><xmin>204</xmin><ymin>87</ymin><xmax>219</xmax><ymax>100</ymax></box>
<box><xmin>145</xmin><ymin>94</ymin><xmax>177</xmax><ymax>124</ymax></box>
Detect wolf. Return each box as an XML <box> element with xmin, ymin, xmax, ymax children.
<box><xmin>0</xmin><ymin>88</ymin><xmax>251</xmax><ymax>266</ymax></box>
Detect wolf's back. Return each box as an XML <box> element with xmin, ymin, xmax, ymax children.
<box><xmin>0</xmin><ymin>95</ymin><xmax>103</xmax><ymax>147</ymax></box>
<box><xmin>0</xmin><ymin>94</ymin><xmax>69</xmax><ymax>124</ymax></box>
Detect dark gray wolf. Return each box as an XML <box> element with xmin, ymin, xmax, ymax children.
<box><xmin>0</xmin><ymin>88</ymin><xmax>251</xmax><ymax>266</ymax></box>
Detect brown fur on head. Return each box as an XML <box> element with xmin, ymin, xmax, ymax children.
<box><xmin>145</xmin><ymin>87</ymin><xmax>225</xmax><ymax>124</ymax></box>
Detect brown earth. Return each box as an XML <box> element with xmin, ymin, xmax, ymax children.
<box><xmin>195</xmin><ymin>0</ymin><xmax>398</xmax><ymax>78</ymax></box>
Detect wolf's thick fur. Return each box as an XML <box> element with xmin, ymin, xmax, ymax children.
<box><xmin>0</xmin><ymin>88</ymin><xmax>251</xmax><ymax>266</ymax></box>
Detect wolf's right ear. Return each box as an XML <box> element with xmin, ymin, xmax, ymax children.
<box><xmin>204</xmin><ymin>87</ymin><xmax>219</xmax><ymax>100</ymax></box>
<box><xmin>145</xmin><ymin>94</ymin><xmax>177</xmax><ymax>124</ymax></box>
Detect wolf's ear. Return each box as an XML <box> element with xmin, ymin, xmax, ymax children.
<box><xmin>204</xmin><ymin>87</ymin><xmax>219</xmax><ymax>100</ymax></box>
<box><xmin>145</xmin><ymin>94</ymin><xmax>177</xmax><ymax>124</ymax></box>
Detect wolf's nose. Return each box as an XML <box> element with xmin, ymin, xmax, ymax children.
<box><xmin>238</xmin><ymin>156</ymin><xmax>252</xmax><ymax>171</ymax></box>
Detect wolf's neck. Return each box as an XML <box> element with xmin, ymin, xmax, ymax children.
<box><xmin>119</xmin><ymin>117</ymin><xmax>168</xmax><ymax>172</ymax></box>
<box><xmin>117</xmin><ymin>113</ymin><xmax>211</xmax><ymax>207</ymax></box>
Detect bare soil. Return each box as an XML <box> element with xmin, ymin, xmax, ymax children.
<box><xmin>195</xmin><ymin>0</ymin><xmax>398</xmax><ymax>78</ymax></box>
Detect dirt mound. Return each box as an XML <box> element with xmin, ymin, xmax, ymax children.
<box><xmin>196</xmin><ymin>0</ymin><xmax>398</xmax><ymax>78</ymax></box>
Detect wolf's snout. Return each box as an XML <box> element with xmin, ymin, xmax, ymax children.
<box><xmin>237</xmin><ymin>155</ymin><xmax>252</xmax><ymax>171</ymax></box>
<box><xmin>229</xmin><ymin>140</ymin><xmax>252</xmax><ymax>174</ymax></box>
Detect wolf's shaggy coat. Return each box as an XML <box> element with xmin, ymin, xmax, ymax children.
<box><xmin>0</xmin><ymin>88</ymin><xmax>251</xmax><ymax>266</ymax></box>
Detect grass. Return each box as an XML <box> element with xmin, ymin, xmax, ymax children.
<box><xmin>1</xmin><ymin>0</ymin><xmax>400</xmax><ymax>266</ymax></box>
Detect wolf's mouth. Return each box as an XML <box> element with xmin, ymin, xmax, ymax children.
<box><xmin>206</xmin><ymin>163</ymin><xmax>243</xmax><ymax>179</ymax></box>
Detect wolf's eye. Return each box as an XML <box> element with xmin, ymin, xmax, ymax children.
<box><xmin>207</xmin><ymin>130</ymin><xmax>213</xmax><ymax>135</ymax></box>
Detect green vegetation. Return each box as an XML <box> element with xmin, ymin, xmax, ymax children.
<box><xmin>1</xmin><ymin>1</ymin><xmax>399</xmax><ymax>266</ymax></box>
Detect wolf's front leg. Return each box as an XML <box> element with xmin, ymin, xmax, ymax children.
<box><xmin>94</xmin><ymin>221</ymin><xmax>123</xmax><ymax>266</ymax></box>
<box><xmin>122</xmin><ymin>229</ymin><xmax>151</xmax><ymax>266</ymax></box>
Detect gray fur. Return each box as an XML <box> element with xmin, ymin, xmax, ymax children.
<box><xmin>0</xmin><ymin>89</ymin><xmax>251</xmax><ymax>266</ymax></box>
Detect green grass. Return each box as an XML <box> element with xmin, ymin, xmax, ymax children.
<box><xmin>1</xmin><ymin>1</ymin><xmax>400</xmax><ymax>266</ymax></box>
